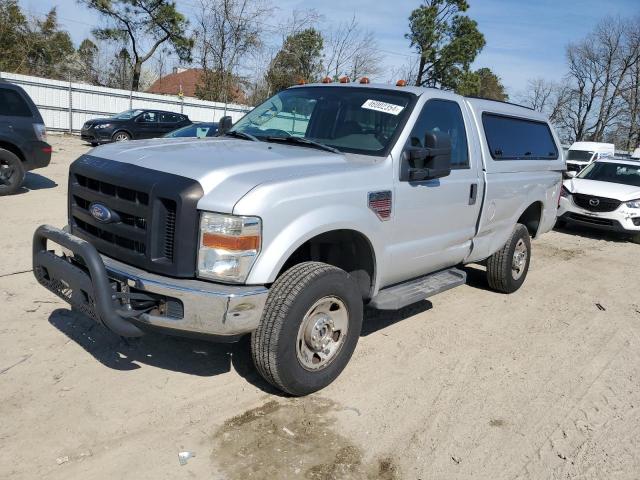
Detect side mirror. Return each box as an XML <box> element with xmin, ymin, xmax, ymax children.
<box><xmin>218</xmin><ymin>116</ymin><xmax>233</xmax><ymax>135</ymax></box>
<box><xmin>400</xmin><ymin>131</ymin><xmax>452</xmax><ymax>182</ymax></box>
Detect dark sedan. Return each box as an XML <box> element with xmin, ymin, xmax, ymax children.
<box><xmin>81</xmin><ymin>109</ymin><xmax>191</xmax><ymax>145</ymax></box>
<box><xmin>163</xmin><ymin>122</ymin><xmax>219</xmax><ymax>138</ymax></box>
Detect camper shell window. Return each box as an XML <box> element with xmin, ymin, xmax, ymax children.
<box><xmin>482</xmin><ymin>113</ymin><xmax>558</xmax><ymax>161</ymax></box>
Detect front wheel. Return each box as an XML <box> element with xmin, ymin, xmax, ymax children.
<box><xmin>486</xmin><ymin>224</ymin><xmax>531</xmax><ymax>293</ymax></box>
<box><xmin>251</xmin><ymin>262</ymin><xmax>363</xmax><ymax>396</ymax></box>
<box><xmin>112</xmin><ymin>131</ymin><xmax>131</xmax><ymax>142</ymax></box>
<box><xmin>0</xmin><ymin>148</ymin><xmax>26</xmax><ymax>196</ymax></box>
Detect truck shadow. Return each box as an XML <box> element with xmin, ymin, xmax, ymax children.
<box><xmin>361</xmin><ymin>301</ymin><xmax>433</xmax><ymax>336</ymax></box>
<box><xmin>47</xmin><ymin>308</ymin><xmax>284</xmax><ymax>395</ymax></box>
<box><xmin>49</xmin><ymin>300</ymin><xmax>441</xmax><ymax>395</ymax></box>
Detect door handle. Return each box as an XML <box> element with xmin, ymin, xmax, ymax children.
<box><xmin>469</xmin><ymin>183</ymin><xmax>478</xmax><ymax>205</ymax></box>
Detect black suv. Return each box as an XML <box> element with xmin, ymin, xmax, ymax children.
<box><xmin>0</xmin><ymin>82</ymin><xmax>52</xmax><ymax>196</ymax></box>
<box><xmin>81</xmin><ymin>109</ymin><xmax>191</xmax><ymax>145</ymax></box>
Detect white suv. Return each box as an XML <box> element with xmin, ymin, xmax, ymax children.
<box><xmin>558</xmin><ymin>158</ymin><xmax>640</xmax><ymax>241</ymax></box>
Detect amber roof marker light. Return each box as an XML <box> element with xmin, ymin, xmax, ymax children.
<box><xmin>339</xmin><ymin>76</ymin><xmax>350</xmax><ymax>83</ymax></box>
<box><xmin>396</xmin><ymin>79</ymin><xmax>407</xmax><ymax>87</ymax></box>
<box><xmin>321</xmin><ymin>76</ymin><xmax>332</xmax><ymax>83</ymax></box>
<box><xmin>359</xmin><ymin>77</ymin><xmax>370</xmax><ymax>84</ymax></box>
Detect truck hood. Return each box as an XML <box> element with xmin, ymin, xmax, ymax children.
<box><xmin>91</xmin><ymin>137</ymin><xmax>370</xmax><ymax>212</ymax></box>
<box><xmin>564</xmin><ymin>178</ymin><xmax>640</xmax><ymax>201</ymax></box>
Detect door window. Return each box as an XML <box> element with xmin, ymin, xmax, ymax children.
<box><xmin>407</xmin><ymin>99</ymin><xmax>469</xmax><ymax>169</ymax></box>
<box><xmin>139</xmin><ymin>112</ymin><xmax>157</xmax><ymax>123</ymax></box>
<box><xmin>0</xmin><ymin>89</ymin><xmax>33</xmax><ymax>117</ymax></box>
<box><xmin>160</xmin><ymin>113</ymin><xmax>180</xmax><ymax>123</ymax></box>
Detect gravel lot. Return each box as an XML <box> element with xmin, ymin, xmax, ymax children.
<box><xmin>1</xmin><ymin>134</ymin><xmax>639</xmax><ymax>479</ymax></box>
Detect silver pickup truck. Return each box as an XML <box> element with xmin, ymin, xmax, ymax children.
<box><xmin>33</xmin><ymin>82</ymin><xmax>564</xmax><ymax>395</ymax></box>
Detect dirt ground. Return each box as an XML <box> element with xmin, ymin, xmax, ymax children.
<box><xmin>1</xmin><ymin>134</ymin><xmax>639</xmax><ymax>480</ymax></box>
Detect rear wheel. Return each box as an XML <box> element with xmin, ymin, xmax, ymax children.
<box><xmin>251</xmin><ymin>262</ymin><xmax>363</xmax><ymax>396</ymax></box>
<box><xmin>486</xmin><ymin>224</ymin><xmax>531</xmax><ymax>293</ymax></box>
<box><xmin>0</xmin><ymin>148</ymin><xmax>25</xmax><ymax>196</ymax></box>
<box><xmin>112</xmin><ymin>131</ymin><xmax>131</xmax><ymax>142</ymax></box>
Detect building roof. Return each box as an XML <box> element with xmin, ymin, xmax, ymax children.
<box><xmin>147</xmin><ymin>68</ymin><xmax>247</xmax><ymax>104</ymax></box>
<box><xmin>147</xmin><ymin>68</ymin><xmax>202</xmax><ymax>97</ymax></box>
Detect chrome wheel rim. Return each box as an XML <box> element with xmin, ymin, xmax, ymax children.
<box><xmin>114</xmin><ymin>133</ymin><xmax>129</xmax><ymax>141</ymax></box>
<box><xmin>512</xmin><ymin>238</ymin><xmax>528</xmax><ymax>280</ymax></box>
<box><xmin>296</xmin><ymin>296</ymin><xmax>349</xmax><ymax>371</ymax></box>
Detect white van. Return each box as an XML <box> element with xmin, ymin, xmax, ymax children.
<box><xmin>566</xmin><ymin>141</ymin><xmax>615</xmax><ymax>172</ymax></box>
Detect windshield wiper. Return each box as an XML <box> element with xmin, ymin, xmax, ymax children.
<box><xmin>264</xmin><ymin>136</ymin><xmax>341</xmax><ymax>154</ymax></box>
<box><xmin>224</xmin><ymin>130</ymin><xmax>259</xmax><ymax>142</ymax></box>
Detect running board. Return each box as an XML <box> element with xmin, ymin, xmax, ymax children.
<box><xmin>369</xmin><ymin>268</ymin><xmax>466</xmax><ymax>310</ymax></box>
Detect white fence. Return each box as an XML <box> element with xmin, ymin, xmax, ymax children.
<box><xmin>0</xmin><ymin>71</ymin><xmax>251</xmax><ymax>133</ymax></box>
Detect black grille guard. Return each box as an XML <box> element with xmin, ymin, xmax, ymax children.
<box><xmin>33</xmin><ymin>225</ymin><xmax>145</xmax><ymax>337</ymax></box>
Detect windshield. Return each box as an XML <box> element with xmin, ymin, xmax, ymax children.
<box><xmin>577</xmin><ymin>161</ymin><xmax>640</xmax><ymax>187</ymax></box>
<box><xmin>567</xmin><ymin>150</ymin><xmax>594</xmax><ymax>161</ymax></box>
<box><xmin>230</xmin><ymin>86</ymin><xmax>415</xmax><ymax>156</ymax></box>
<box><xmin>165</xmin><ymin>124</ymin><xmax>218</xmax><ymax>138</ymax></box>
<box><xmin>112</xmin><ymin>109</ymin><xmax>144</xmax><ymax>120</ymax></box>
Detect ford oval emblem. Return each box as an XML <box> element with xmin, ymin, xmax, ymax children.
<box><xmin>89</xmin><ymin>203</ymin><xmax>113</xmax><ymax>223</ymax></box>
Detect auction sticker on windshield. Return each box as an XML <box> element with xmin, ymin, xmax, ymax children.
<box><xmin>361</xmin><ymin>99</ymin><xmax>405</xmax><ymax>116</ymax></box>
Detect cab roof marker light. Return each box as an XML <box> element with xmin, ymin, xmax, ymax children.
<box><xmin>396</xmin><ymin>79</ymin><xmax>407</xmax><ymax>87</ymax></box>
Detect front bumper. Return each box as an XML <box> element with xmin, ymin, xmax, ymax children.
<box><xmin>33</xmin><ymin>225</ymin><xmax>268</xmax><ymax>339</ymax></box>
<box><xmin>558</xmin><ymin>197</ymin><xmax>640</xmax><ymax>234</ymax></box>
<box><xmin>81</xmin><ymin>128</ymin><xmax>113</xmax><ymax>144</ymax></box>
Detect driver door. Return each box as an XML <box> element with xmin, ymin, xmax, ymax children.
<box><xmin>390</xmin><ymin>98</ymin><xmax>482</xmax><ymax>283</ymax></box>
<box><xmin>135</xmin><ymin>111</ymin><xmax>159</xmax><ymax>139</ymax></box>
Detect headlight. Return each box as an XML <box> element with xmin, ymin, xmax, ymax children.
<box><xmin>197</xmin><ymin>212</ymin><xmax>261</xmax><ymax>283</ymax></box>
<box><xmin>626</xmin><ymin>199</ymin><xmax>640</xmax><ymax>209</ymax></box>
<box><xmin>95</xmin><ymin>123</ymin><xmax>113</xmax><ymax>129</ymax></box>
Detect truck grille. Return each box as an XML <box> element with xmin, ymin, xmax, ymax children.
<box><xmin>68</xmin><ymin>155</ymin><xmax>203</xmax><ymax>277</ymax></box>
<box><xmin>572</xmin><ymin>193</ymin><xmax>621</xmax><ymax>212</ymax></box>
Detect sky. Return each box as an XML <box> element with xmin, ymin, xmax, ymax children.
<box><xmin>17</xmin><ymin>0</ymin><xmax>640</xmax><ymax>96</ymax></box>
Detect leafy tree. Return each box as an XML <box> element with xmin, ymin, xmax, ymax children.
<box><xmin>406</xmin><ymin>0</ymin><xmax>485</xmax><ymax>89</ymax></box>
<box><xmin>0</xmin><ymin>2</ymin><xmax>73</xmax><ymax>79</ymax></box>
<box><xmin>30</xmin><ymin>8</ymin><xmax>75</xmax><ymax>79</ymax></box>
<box><xmin>0</xmin><ymin>0</ymin><xmax>29</xmax><ymax>73</ymax></box>
<box><xmin>75</xmin><ymin>38</ymin><xmax>100</xmax><ymax>84</ymax></box>
<box><xmin>455</xmin><ymin>67</ymin><xmax>508</xmax><ymax>101</ymax></box>
<box><xmin>80</xmin><ymin>0</ymin><xmax>193</xmax><ymax>91</ymax></box>
<box><xmin>105</xmin><ymin>48</ymin><xmax>134</xmax><ymax>89</ymax></box>
<box><xmin>266</xmin><ymin>28</ymin><xmax>324</xmax><ymax>93</ymax></box>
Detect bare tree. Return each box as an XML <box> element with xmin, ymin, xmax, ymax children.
<box><xmin>559</xmin><ymin>16</ymin><xmax>640</xmax><ymax>143</ymax></box>
<box><xmin>323</xmin><ymin>15</ymin><xmax>382</xmax><ymax>81</ymax></box>
<box><xmin>194</xmin><ymin>0</ymin><xmax>273</xmax><ymax>102</ymax></box>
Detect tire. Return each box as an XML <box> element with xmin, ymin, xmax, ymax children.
<box><xmin>90</xmin><ymin>142</ymin><xmax>99</xmax><ymax>147</ymax></box>
<box><xmin>0</xmin><ymin>148</ymin><xmax>26</xmax><ymax>196</ymax></box>
<box><xmin>631</xmin><ymin>233</ymin><xmax>640</xmax><ymax>244</ymax></box>
<box><xmin>112</xmin><ymin>131</ymin><xmax>131</xmax><ymax>142</ymax></box>
<box><xmin>251</xmin><ymin>262</ymin><xmax>363</xmax><ymax>396</ymax></box>
<box><xmin>486</xmin><ymin>224</ymin><xmax>531</xmax><ymax>294</ymax></box>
